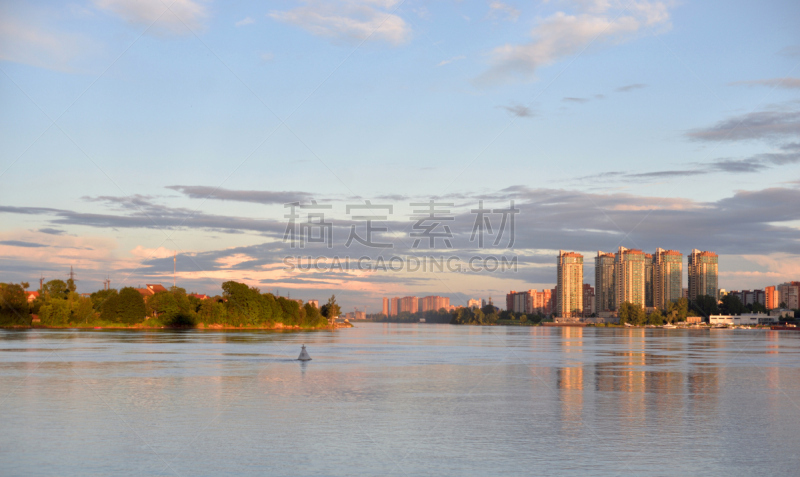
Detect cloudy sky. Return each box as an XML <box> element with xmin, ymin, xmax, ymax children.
<box><xmin>1</xmin><ymin>0</ymin><xmax>799</xmax><ymax>310</ymax></box>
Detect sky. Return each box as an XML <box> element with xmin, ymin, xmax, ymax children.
<box><xmin>1</xmin><ymin>0</ymin><xmax>799</xmax><ymax>311</ymax></box>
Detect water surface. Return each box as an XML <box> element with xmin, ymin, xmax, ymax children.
<box><xmin>2</xmin><ymin>324</ymin><xmax>799</xmax><ymax>476</ymax></box>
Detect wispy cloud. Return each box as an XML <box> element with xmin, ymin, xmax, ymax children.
<box><xmin>730</xmin><ymin>77</ymin><xmax>800</xmax><ymax>90</ymax></box>
<box><xmin>580</xmin><ymin>143</ymin><xmax>800</xmax><ymax>181</ymax></box>
<box><xmin>563</xmin><ymin>97</ymin><xmax>590</xmax><ymax>103</ymax></box>
<box><xmin>487</xmin><ymin>1</ymin><xmax>520</xmax><ymax>22</ymax></box>
<box><xmin>235</xmin><ymin>16</ymin><xmax>255</xmax><ymax>27</ymax></box>
<box><xmin>0</xmin><ymin>14</ymin><xmax>95</xmax><ymax>72</ymax></box>
<box><xmin>168</xmin><ymin>185</ymin><xmax>313</xmax><ymax>204</ymax></box>
<box><xmin>688</xmin><ymin>107</ymin><xmax>800</xmax><ymax>142</ymax></box>
<box><xmin>437</xmin><ymin>55</ymin><xmax>465</xmax><ymax>67</ymax></box>
<box><xmin>476</xmin><ymin>1</ymin><xmax>671</xmax><ymax>85</ymax></box>
<box><xmin>93</xmin><ymin>0</ymin><xmax>208</xmax><ymax>35</ymax></box>
<box><xmin>615</xmin><ymin>83</ymin><xmax>647</xmax><ymax>92</ymax></box>
<box><xmin>498</xmin><ymin>103</ymin><xmax>534</xmax><ymax>117</ymax></box>
<box><xmin>269</xmin><ymin>0</ymin><xmax>410</xmax><ymax>46</ymax></box>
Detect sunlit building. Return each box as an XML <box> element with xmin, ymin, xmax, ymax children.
<box><xmin>765</xmin><ymin>286</ymin><xmax>780</xmax><ymax>310</ymax></box>
<box><xmin>615</xmin><ymin>247</ymin><xmax>646</xmax><ymax>308</ymax></box>
<box><xmin>382</xmin><ymin>297</ymin><xmax>389</xmax><ymax>316</ymax></box>
<box><xmin>420</xmin><ymin>295</ymin><xmax>450</xmax><ymax>313</ymax></box>
<box><xmin>595</xmin><ymin>252</ymin><xmax>615</xmax><ymax>313</ymax></box>
<box><xmin>653</xmin><ymin>248</ymin><xmax>683</xmax><ymax>310</ymax></box>
<box><xmin>688</xmin><ymin>249</ymin><xmax>718</xmax><ymax>301</ymax></box>
<box><xmin>557</xmin><ymin>250</ymin><xmax>584</xmax><ymax>318</ymax></box>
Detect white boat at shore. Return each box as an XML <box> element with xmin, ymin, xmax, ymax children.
<box><xmin>662</xmin><ymin>323</ymin><xmax>676</xmax><ymax>329</ymax></box>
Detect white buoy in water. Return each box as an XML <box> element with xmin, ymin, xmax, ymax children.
<box><xmin>297</xmin><ymin>344</ymin><xmax>312</xmax><ymax>361</ymax></box>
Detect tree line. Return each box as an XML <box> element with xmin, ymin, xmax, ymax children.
<box><xmin>0</xmin><ymin>279</ymin><xmax>338</xmax><ymax>329</ymax></box>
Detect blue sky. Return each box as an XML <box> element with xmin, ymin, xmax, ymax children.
<box><xmin>1</xmin><ymin>0</ymin><xmax>799</xmax><ymax>309</ymax></box>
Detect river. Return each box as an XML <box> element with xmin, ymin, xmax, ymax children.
<box><xmin>1</xmin><ymin>323</ymin><xmax>799</xmax><ymax>476</ymax></box>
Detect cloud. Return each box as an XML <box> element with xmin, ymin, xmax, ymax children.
<box><xmin>487</xmin><ymin>1</ymin><xmax>521</xmax><ymax>22</ymax></box>
<box><xmin>269</xmin><ymin>0</ymin><xmax>410</xmax><ymax>46</ymax></box>
<box><xmin>260</xmin><ymin>52</ymin><xmax>275</xmax><ymax>62</ymax></box>
<box><xmin>168</xmin><ymin>185</ymin><xmax>313</xmax><ymax>204</ymax></box>
<box><xmin>779</xmin><ymin>45</ymin><xmax>800</xmax><ymax>58</ymax></box>
<box><xmin>437</xmin><ymin>55</ymin><xmax>465</xmax><ymax>67</ymax></box>
<box><xmin>0</xmin><ymin>240</ymin><xmax>48</xmax><ymax>248</ymax></box>
<box><xmin>730</xmin><ymin>77</ymin><xmax>800</xmax><ymax>90</ymax></box>
<box><xmin>235</xmin><ymin>16</ymin><xmax>255</xmax><ymax>27</ymax></box>
<box><xmin>476</xmin><ymin>1</ymin><xmax>671</xmax><ymax>85</ymax></box>
<box><xmin>498</xmin><ymin>103</ymin><xmax>534</xmax><ymax>117</ymax></box>
<box><xmin>93</xmin><ymin>0</ymin><xmax>208</xmax><ymax>35</ymax></box>
<box><xmin>580</xmin><ymin>143</ymin><xmax>800</xmax><ymax>180</ymax></box>
<box><xmin>563</xmin><ymin>97</ymin><xmax>590</xmax><ymax>103</ymax></box>
<box><xmin>37</xmin><ymin>228</ymin><xmax>67</xmax><ymax>235</ymax></box>
<box><xmin>687</xmin><ymin>107</ymin><xmax>800</xmax><ymax>142</ymax></box>
<box><xmin>0</xmin><ymin>13</ymin><xmax>95</xmax><ymax>72</ymax></box>
<box><xmin>615</xmin><ymin>83</ymin><xmax>647</xmax><ymax>92</ymax></box>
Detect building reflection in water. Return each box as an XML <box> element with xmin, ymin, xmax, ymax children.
<box><xmin>557</xmin><ymin>327</ymin><xmax>584</xmax><ymax>431</ymax></box>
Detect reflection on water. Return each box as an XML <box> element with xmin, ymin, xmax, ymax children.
<box><xmin>1</xmin><ymin>325</ymin><xmax>800</xmax><ymax>476</ymax></box>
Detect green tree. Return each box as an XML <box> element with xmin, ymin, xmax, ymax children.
<box><xmin>750</xmin><ymin>302</ymin><xmax>767</xmax><ymax>314</ymax></box>
<box><xmin>619</xmin><ymin>302</ymin><xmax>645</xmax><ymax>325</ymax></box>
<box><xmin>101</xmin><ymin>287</ymin><xmax>145</xmax><ymax>324</ymax></box>
<box><xmin>66</xmin><ymin>278</ymin><xmax>77</xmax><ymax>293</ymax></box>
<box><xmin>43</xmin><ymin>280</ymin><xmax>69</xmax><ymax>299</ymax></box>
<box><xmin>0</xmin><ymin>283</ymin><xmax>31</xmax><ymax>326</ymax></box>
<box><xmin>320</xmin><ymin>295</ymin><xmax>341</xmax><ymax>323</ymax></box>
<box><xmin>692</xmin><ymin>295</ymin><xmax>719</xmax><ymax>317</ymax></box>
<box><xmin>90</xmin><ymin>289</ymin><xmax>118</xmax><ymax>311</ymax></box>
<box><xmin>647</xmin><ymin>309</ymin><xmax>664</xmax><ymax>326</ymax></box>
<box><xmin>720</xmin><ymin>294</ymin><xmax>745</xmax><ymax>315</ymax></box>
<box><xmin>666</xmin><ymin>298</ymin><xmax>689</xmax><ymax>323</ymax></box>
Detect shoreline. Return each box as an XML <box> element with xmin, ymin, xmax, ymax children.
<box><xmin>2</xmin><ymin>322</ymin><xmax>354</xmax><ymax>331</ymax></box>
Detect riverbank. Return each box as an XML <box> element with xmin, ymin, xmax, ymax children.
<box><xmin>9</xmin><ymin>321</ymin><xmax>354</xmax><ymax>331</ymax></box>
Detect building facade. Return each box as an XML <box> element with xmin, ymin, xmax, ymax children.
<box><xmin>777</xmin><ymin>282</ymin><xmax>799</xmax><ymax>309</ymax></box>
<box><xmin>582</xmin><ymin>284</ymin><xmax>595</xmax><ymax>316</ymax></box>
<box><xmin>557</xmin><ymin>251</ymin><xmax>584</xmax><ymax>318</ymax></box>
<box><xmin>468</xmin><ymin>298</ymin><xmax>482</xmax><ymax>309</ymax></box>
<box><xmin>615</xmin><ymin>247</ymin><xmax>646</xmax><ymax>308</ymax></box>
<box><xmin>420</xmin><ymin>295</ymin><xmax>450</xmax><ymax>313</ymax></box>
<box><xmin>382</xmin><ymin>297</ymin><xmax>389</xmax><ymax>316</ymax></box>
<box><xmin>653</xmin><ymin>248</ymin><xmax>683</xmax><ymax>310</ymax></box>
<box><xmin>765</xmin><ymin>286</ymin><xmax>780</xmax><ymax>310</ymax></box>
<box><xmin>595</xmin><ymin>252</ymin><xmax>616</xmax><ymax>313</ymax></box>
<box><xmin>645</xmin><ymin>254</ymin><xmax>654</xmax><ymax>308</ymax></box>
<box><xmin>688</xmin><ymin>249</ymin><xmax>719</xmax><ymax>301</ymax></box>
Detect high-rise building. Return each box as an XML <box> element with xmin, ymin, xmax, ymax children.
<box><xmin>765</xmin><ymin>286</ymin><xmax>780</xmax><ymax>310</ymax></box>
<box><xmin>390</xmin><ymin>297</ymin><xmax>401</xmax><ymax>317</ymax></box>
<box><xmin>506</xmin><ymin>290</ymin><xmax>530</xmax><ymax>314</ymax></box>
<box><xmin>615</xmin><ymin>247</ymin><xmax>646</xmax><ymax>308</ymax></box>
<box><xmin>582</xmin><ymin>284</ymin><xmax>595</xmax><ymax>316</ymax></box>
<box><xmin>420</xmin><ymin>295</ymin><xmax>450</xmax><ymax>313</ymax></box>
<box><xmin>595</xmin><ymin>252</ymin><xmax>615</xmax><ymax>313</ymax></box>
<box><xmin>557</xmin><ymin>250</ymin><xmax>584</xmax><ymax>318</ymax></box>
<box><xmin>531</xmin><ymin>289</ymin><xmax>554</xmax><ymax>315</ymax></box>
<box><xmin>467</xmin><ymin>298</ymin><xmax>482</xmax><ymax>309</ymax></box>
<box><xmin>382</xmin><ymin>297</ymin><xmax>389</xmax><ymax>316</ymax></box>
<box><xmin>688</xmin><ymin>249</ymin><xmax>718</xmax><ymax>301</ymax></box>
<box><xmin>777</xmin><ymin>282</ymin><xmax>799</xmax><ymax>309</ymax></box>
<box><xmin>398</xmin><ymin>296</ymin><xmax>419</xmax><ymax>314</ymax></box>
<box><xmin>645</xmin><ymin>253</ymin><xmax>654</xmax><ymax>308</ymax></box>
<box><xmin>653</xmin><ymin>248</ymin><xmax>683</xmax><ymax>310</ymax></box>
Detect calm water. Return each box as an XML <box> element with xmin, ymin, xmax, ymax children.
<box><xmin>2</xmin><ymin>323</ymin><xmax>800</xmax><ymax>476</ymax></box>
